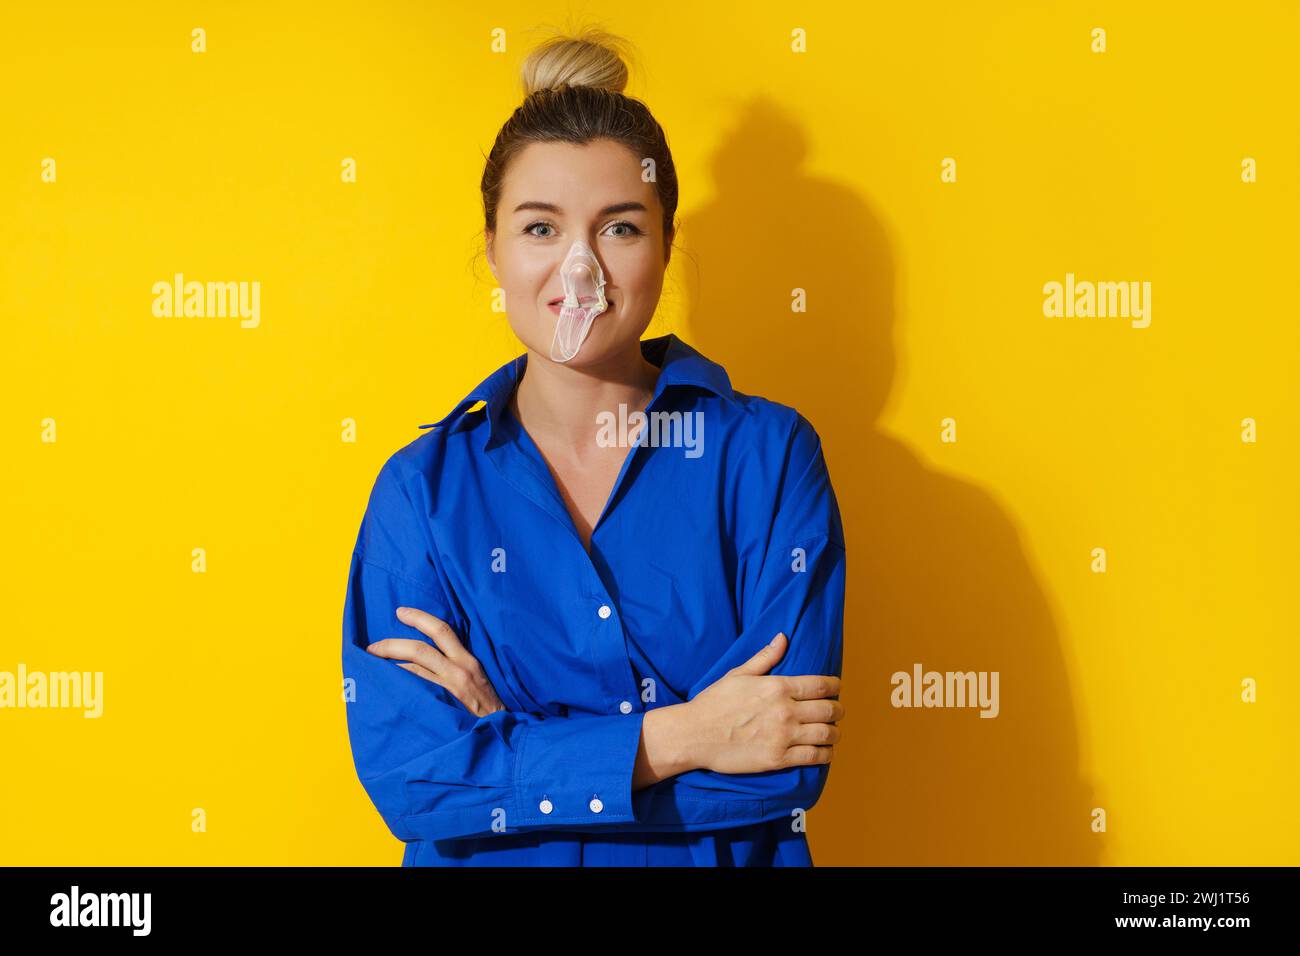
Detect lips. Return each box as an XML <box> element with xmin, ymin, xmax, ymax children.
<box><xmin>547</xmin><ymin>296</ymin><xmax>613</xmax><ymax>314</ymax></box>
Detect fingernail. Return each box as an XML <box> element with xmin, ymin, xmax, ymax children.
<box><xmin>770</xmin><ymin>633</ymin><xmax>783</xmax><ymax>645</ymax></box>
<box><xmin>396</xmin><ymin>607</ymin><xmax>410</xmax><ymax>619</ymax></box>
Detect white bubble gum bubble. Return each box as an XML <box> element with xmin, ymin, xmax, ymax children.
<box><xmin>550</xmin><ymin>240</ymin><xmax>609</xmax><ymax>363</ymax></box>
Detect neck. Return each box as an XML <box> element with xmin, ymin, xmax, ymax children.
<box><xmin>511</xmin><ymin>342</ymin><xmax>662</xmax><ymax>452</ymax></box>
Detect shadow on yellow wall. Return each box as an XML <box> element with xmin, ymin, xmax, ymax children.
<box><xmin>679</xmin><ymin>97</ymin><xmax>1103</xmax><ymax>866</ymax></box>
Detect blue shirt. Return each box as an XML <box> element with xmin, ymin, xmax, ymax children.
<box><xmin>342</xmin><ymin>333</ymin><xmax>846</xmax><ymax>866</ymax></box>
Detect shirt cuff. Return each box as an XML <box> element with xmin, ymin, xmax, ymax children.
<box><xmin>512</xmin><ymin>710</ymin><xmax>646</xmax><ymax>828</ymax></box>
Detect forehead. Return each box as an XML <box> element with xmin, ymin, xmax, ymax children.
<box><xmin>501</xmin><ymin>139</ymin><xmax>657</xmax><ymax>213</ymax></box>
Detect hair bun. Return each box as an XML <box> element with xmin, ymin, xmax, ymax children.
<box><xmin>520</xmin><ymin>28</ymin><xmax>632</xmax><ymax>96</ymax></box>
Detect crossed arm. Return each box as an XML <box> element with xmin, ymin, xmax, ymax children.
<box><xmin>366</xmin><ymin>607</ymin><xmax>842</xmax><ymax>791</ymax></box>
<box><xmin>342</xmin><ymin>416</ymin><xmax>846</xmax><ymax>843</ymax></box>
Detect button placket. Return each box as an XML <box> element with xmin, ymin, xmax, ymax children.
<box><xmin>595</xmin><ymin>603</ymin><xmax>640</xmax><ymax>716</ymax></box>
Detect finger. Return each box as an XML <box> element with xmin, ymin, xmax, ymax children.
<box><xmin>789</xmin><ymin>722</ymin><xmax>841</xmax><ymax>747</ymax></box>
<box><xmin>396</xmin><ymin>662</ymin><xmax>495</xmax><ymax>719</ymax></box>
<box><xmin>730</xmin><ymin>633</ymin><xmax>788</xmax><ymax>676</ymax></box>
<box><xmin>395</xmin><ymin>660</ymin><xmax>449</xmax><ymax>688</ymax></box>
<box><xmin>396</xmin><ymin>607</ymin><xmax>473</xmax><ymax>665</ymax></box>
<box><xmin>366</xmin><ymin>638</ymin><xmax>450</xmax><ymax>678</ymax></box>
<box><xmin>792</xmin><ymin>698</ymin><xmax>845</xmax><ymax>724</ymax></box>
<box><xmin>782</xmin><ymin>674</ymin><xmax>841</xmax><ymax>701</ymax></box>
<box><xmin>780</xmin><ymin>744</ymin><xmax>834</xmax><ymax>768</ymax></box>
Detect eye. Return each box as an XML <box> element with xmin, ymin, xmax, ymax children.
<box><xmin>524</xmin><ymin>220</ymin><xmax>557</xmax><ymax>238</ymax></box>
<box><xmin>605</xmin><ymin>220</ymin><xmax>644</xmax><ymax>238</ymax></box>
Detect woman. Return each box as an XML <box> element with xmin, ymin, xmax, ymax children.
<box><xmin>342</xmin><ymin>29</ymin><xmax>847</xmax><ymax>866</ymax></box>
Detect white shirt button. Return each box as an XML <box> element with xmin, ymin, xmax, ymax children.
<box><xmin>539</xmin><ymin>799</ymin><xmax>553</xmax><ymax>814</ymax></box>
<box><xmin>597</xmin><ymin>605</ymin><xmax>612</xmax><ymax>619</ymax></box>
<box><xmin>619</xmin><ymin>700</ymin><xmax>633</xmax><ymax>714</ymax></box>
<box><xmin>589</xmin><ymin>797</ymin><xmax>604</xmax><ymax>813</ymax></box>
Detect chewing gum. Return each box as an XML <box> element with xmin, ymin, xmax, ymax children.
<box><xmin>550</xmin><ymin>240</ymin><xmax>609</xmax><ymax>362</ymax></box>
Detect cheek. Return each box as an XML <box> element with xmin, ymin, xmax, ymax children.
<box><xmin>506</xmin><ymin>258</ymin><xmax>553</xmax><ymax>296</ymax></box>
<box><xmin>613</xmin><ymin>259</ymin><xmax>663</xmax><ymax>306</ymax></box>
<box><xmin>500</xmin><ymin>265</ymin><xmax>553</xmax><ymax>327</ymax></box>
<box><xmin>500</xmin><ymin>268</ymin><xmax>558</xmax><ymax>350</ymax></box>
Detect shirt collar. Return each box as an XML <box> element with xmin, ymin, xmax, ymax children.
<box><xmin>417</xmin><ymin>333</ymin><xmax>737</xmax><ymax>444</ymax></box>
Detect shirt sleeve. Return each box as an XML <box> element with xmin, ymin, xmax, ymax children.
<box><xmin>623</xmin><ymin>411</ymin><xmax>847</xmax><ymax>832</ymax></box>
<box><xmin>343</xmin><ymin>452</ymin><xmax>651</xmax><ymax>843</ymax></box>
<box><xmin>344</xmin><ymin>412</ymin><xmax>846</xmax><ymax>844</ymax></box>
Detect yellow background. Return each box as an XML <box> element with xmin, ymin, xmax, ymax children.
<box><xmin>2</xmin><ymin>1</ymin><xmax>1296</xmax><ymax>865</ymax></box>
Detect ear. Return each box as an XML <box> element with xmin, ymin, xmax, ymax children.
<box><xmin>486</xmin><ymin>231</ymin><xmax>498</xmax><ymax>281</ymax></box>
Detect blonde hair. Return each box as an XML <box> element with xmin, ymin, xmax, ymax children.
<box><xmin>481</xmin><ymin>29</ymin><xmax>677</xmax><ymax>258</ymax></box>
<box><xmin>520</xmin><ymin>28</ymin><xmax>634</xmax><ymax>96</ymax></box>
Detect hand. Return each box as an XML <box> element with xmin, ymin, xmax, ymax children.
<box><xmin>365</xmin><ymin>606</ymin><xmax>506</xmax><ymax>718</ymax></box>
<box><xmin>682</xmin><ymin>633</ymin><xmax>843</xmax><ymax>774</ymax></box>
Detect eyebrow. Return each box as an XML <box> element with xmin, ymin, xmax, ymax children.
<box><xmin>512</xmin><ymin>200</ymin><xmax>648</xmax><ymax>217</ymax></box>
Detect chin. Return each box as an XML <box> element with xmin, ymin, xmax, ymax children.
<box><xmin>550</xmin><ymin>336</ymin><xmax>621</xmax><ymax>369</ymax></box>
